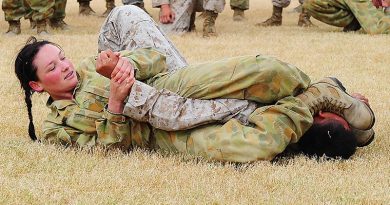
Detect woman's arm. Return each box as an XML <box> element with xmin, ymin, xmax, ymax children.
<box><xmin>42</xmin><ymin>110</ymin><xmax>132</xmax><ymax>150</ymax></box>
<box><xmin>96</xmin><ymin>48</ymin><xmax>168</xmax><ymax>81</ymax></box>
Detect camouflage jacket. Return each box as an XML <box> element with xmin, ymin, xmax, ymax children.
<box><xmin>42</xmin><ymin>48</ymin><xmax>255</xmax><ymax>150</ymax></box>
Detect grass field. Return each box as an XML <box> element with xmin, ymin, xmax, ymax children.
<box><xmin>0</xmin><ymin>0</ymin><xmax>389</xmax><ymax>204</ymax></box>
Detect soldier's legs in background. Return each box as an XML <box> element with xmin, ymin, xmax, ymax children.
<box><xmin>78</xmin><ymin>0</ymin><xmax>95</xmax><ymax>15</ymax></box>
<box><xmin>230</xmin><ymin>0</ymin><xmax>249</xmax><ymax>21</ymax></box>
<box><xmin>202</xmin><ymin>0</ymin><xmax>225</xmax><ymax>37</ymax></box>
<box><xmin>151</xmin><ymin>54</ymin><xmax>311</xmax><ymax>103</ymax></box>
<box><xmin>98</xmin><ymin>5</ymin><xmax>188</xmax><ymax>73</ymax></box>
<box><xmin>298</xmin><ymin>0</ymin><xmax>316</xmax><ymax>27</ymax></box>
<box><xmin>25</xmin><ymin>0</ymin><xmax>54</xmax><ymax>34</ymax></box>
<box><xmin>154</xmin><ymin>96</ymin><xmax>313</xmax><ymax>162</ymax></box>
<box><xmin>2</xmin><ymin>0</ymin><xmax>25</xmax><ymax>34</ymax></box>
<box><xmin>101</xmin><ymin>0</ymin><xmax>115</xmax><ymax>17</ymax></box>
<box><xmin>49</xmin><ymin>0</ymin><xmax>69</xmax><ymax>30</ymax></box>
<box><xmin>256</xmin><ymin>0</ymin><xmax>290</xmax><ymax>26</ymax></box>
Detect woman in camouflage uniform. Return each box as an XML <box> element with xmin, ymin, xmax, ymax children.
<box><xmin>13</xmin><ymin>5</ymin><xmax>374</xmax><ymax>162</ymax></box>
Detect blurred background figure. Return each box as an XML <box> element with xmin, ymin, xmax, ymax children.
<box><xmin>256</xmin><ymin>0</ymin><xmax>315</xmax><ymax>27</ymax></box>
<box><xmin>122</xmin><ymin>0</ymin><xmax>149</xmax><ymax>13</ymax></box>
<box><xmin>305</xmin><ymin>0</ymin><xmax>390</xmax><ymax>33</ymax></box>
<box><xmin>78</xmin><ymin>0</ymin><xmax>115</xmax><ymax>16</ymax></box>
<box><xmin>2</xmin><ymin>0</ymin><xmax>68</xmax><ymax>35</ymax></box>
<box><xmin>152</xmin><ymin>0</ymin><xmax>225</xmax><ymax>37</ymax></box>
<box><xmin>231</xmin><ymin>0</ymin><xmax>249</xmax><ymax>21</ymax></box>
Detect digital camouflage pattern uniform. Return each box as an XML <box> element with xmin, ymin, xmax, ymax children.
<box><xmin>231</xmin><ymin>0</ymin><xmax>249</xmax><ymax>10</ymax></box>
<box><xmin>304</xmin><ymin>0</ymin><xmax>390</xmax><ymax>34</ymax></box>
<box><xmin>152</xmin><ymin>0</ymin><xmax>225</xmax><ymax>34</ymax></box>
<box><xmin>42</xmin><ymin>6</ymin><xmax>313</xmax><ymax>162</ymax></box>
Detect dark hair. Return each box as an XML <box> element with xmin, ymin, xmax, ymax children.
<box><xmin>298</xmin><ymin>119</ymin><xmax>357</xmax><ymax>159</ymax></box>
<box><xmin>15</xmin><ymin>36</ymin><xmax>55</xmax><ymax>141</ymax></box>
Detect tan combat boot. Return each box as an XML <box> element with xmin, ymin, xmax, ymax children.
<box><xmin>49</xmin><ymin>19</ymin><xmax>69</xmax><ymax>30</ymax></box>
<box><xmin>5</xmin><ymin>20</ymin><xmax>21</xmax><ymax>35</ymax></box>
<box><xmin>298</xmin><ymin>8</ymin><xmax>316</xmax><ymax>27</ymax></box>
<box><xmin>36</xmin><ymin>20</ymin><xmax>49</xmax><ymax>35</ymax></box>
<box><xmin>203</xmin><ymin>10</ymin><xmax>218</xmax><ymax>37</ymax></box>
<box><xmin>233</xmin><ymin>8</ymin><xmax>246</xmax><ymax>21</ymax></box>
<box><xmin>297</xmin><ymin>77</ymin><xmax>375</xmax><ymax>147</ymax></box>
<box><xmin>256</xmin><ymin>5</ymin><xmax>282</xmax><ymax>27</ymax></box>
<box><xmin>101</xmin><ymin>0</ymin><xmax>115</xmax><ymax>17</ymax></box>
<box><xmin>79</xmin><ymin>2</ymin><xmax>96</xmax><ymax>16</ymax></box>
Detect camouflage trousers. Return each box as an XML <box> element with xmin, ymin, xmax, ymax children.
<box><xmin>2</xmin><ymin>0</ymin><xmax>65</xmax><ymax>21</ymax></box>
<box><xmin>230</xmin><ymin>0</ymin><xmax>249</xmax><ymax>10</ymax></box>
<box><xmin>155</xmin><ymin>0</ymin><xmax>226</xmax><ymax>34</ymax></box>
<box><xmin>273</xmin><ymin>0</ymin><xmax>304</xmax><ymax>8</ymax></box>
<box><xmin>98</xmin><ymin>5</ymin><xmax>188</xmax><ymax>73</ymax></box>
<box><xmin>122</xmin><ymin>0</ymin><xmax>143</xmax><ymax>4</ymax></box>
<box><xmin>98</xmin><ymin>5</ymin><xmax>313</xmax><ymax>162</ymax></box>
<box><xmin>148</xmin><ymin>55</ymin><xmax>312</xmax><ymax>162</ymax></box>
<box><xmin>304</xmin><ymin>0</ymin><xmax>390</xmax><ymax>34</ymax></box>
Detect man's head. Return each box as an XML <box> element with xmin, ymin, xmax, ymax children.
<box><xmin>298</xmin><ymin>111</ymin><xmax>357</xmax><ymax>159</ymax></box>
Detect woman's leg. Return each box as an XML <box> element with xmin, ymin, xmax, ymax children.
<box><xmin>150</xmin><ymin>54</ymin><xmax>311</xmax><ymax>104</ymax></box>
<box><xmin>97</xmin><ymin>5</ymin><xmax>188</xmax><ymax>73</ymax></box>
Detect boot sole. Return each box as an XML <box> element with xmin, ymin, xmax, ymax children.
<box><xmin>327</xmin><ymin>77</ymin><xmax>376</xmax><ymax>130</ymax></box>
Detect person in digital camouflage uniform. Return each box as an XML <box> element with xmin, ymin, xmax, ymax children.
<box><xmin>14</xmin><ymin>6</ymin><xmax>375</xmax><ymax>162</ymax></box>
<box><xmin>231</xmin><ymin>0</ymin><xmax>249</xmax><ymax>21</ymax></box>
<box><xmin>257</xmin><ymin>0</ymin><xmax>315</xmax><ymax>27</ymax></box>
<box><xmin>303</xmin><ymin>0</ymin><xmax>390</xmax><ymax>34</ymax></box>
<box><xmin>152</xmin><ymin>0</ymin><xmax>225</xmax><ymax>37</ymax></box>
<box><xmin>2</xmin><ymin>0</ymin><xmax>67</xmax><ymax>34</ymax></box>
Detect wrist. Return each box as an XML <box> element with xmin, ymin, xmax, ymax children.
<box><xmin>161</xmin><ymin>4</ymin><xmax>170</xmax><ymax>9</ymax></box>
<box><xmin>108</xmin><ymin>99</ymin><xmax>124</xmax><ymax>114</ymax></box>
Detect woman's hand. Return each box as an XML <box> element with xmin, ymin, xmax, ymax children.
<box><xmin>160</xmin><ymin>4</ymin><xmax>175</xmax><ymax>24</ymax></box>
<box><xmin>96</xmin><ymin>49</ymin><xmax>120</xmax><ymax>79</ymax></box>
<box><xmin>107</xmin><ymin>57</ymin><xmax>136</xmax><ymax>114</ymax></box>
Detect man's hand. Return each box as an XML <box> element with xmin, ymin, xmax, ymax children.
<box><xmin>107</xmin><ymin>57</ymin><xmax>136</xmax><ymax>114</ymax></box>
<box><xmin>160</xmin><ymin>4</ymin><xmax>175</xmax><ymax>24</ymax></box>
<box><xmin>351</xmin><ymin>93</ymin><xmax>370</xmax><ymax>107</ymax></box>
<box><xmin>96</xmin><ymin>49</ymin><xmax>120</xmax><ymax>79</ymax></box>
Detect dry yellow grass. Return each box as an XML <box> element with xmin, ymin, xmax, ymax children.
<box><xmin>1</xmin><ymin>0</ymin><xmax>389</xmax><ymax>204</ymax></box>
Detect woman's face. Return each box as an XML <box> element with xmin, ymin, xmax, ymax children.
<box><xmin>29</xmin><ymin>44</ymin><xmax>78</xmax><ymax>100</ymax></box>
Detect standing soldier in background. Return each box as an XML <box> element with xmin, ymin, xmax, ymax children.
<box><xmin>231</xmin><ymin>0</ymin><xmax>249</xmax><ymax>21</ymax></box>
<box><xmin>78</xmin><ymin>0</ymin><xmax>115</xmax><ymax>17</ymax></box>
<box><xmin>256</xmin><ymin>0</ymin><xmax>315</xmax><ymax>27</ymax></box>
<box><xmin>2</xmin><ymin>0</ymin><xmax>68</xmax><ymax>35</ymax></box>
<box><xmin>152</xmin><ymin>0</ymin><xmax>225</xmax><ymax>37</ymax></box>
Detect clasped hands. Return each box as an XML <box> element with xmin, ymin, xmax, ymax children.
<box><xmin>96</xmin><ymin>49</ymin><xmax>136</xmax><ymax>113</ymax></box>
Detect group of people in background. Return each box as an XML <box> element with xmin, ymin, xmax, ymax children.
<box><xmin>2</xmin><ymin>0</ymin><xmax>390</xmax><ymax>36</ymax></box>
